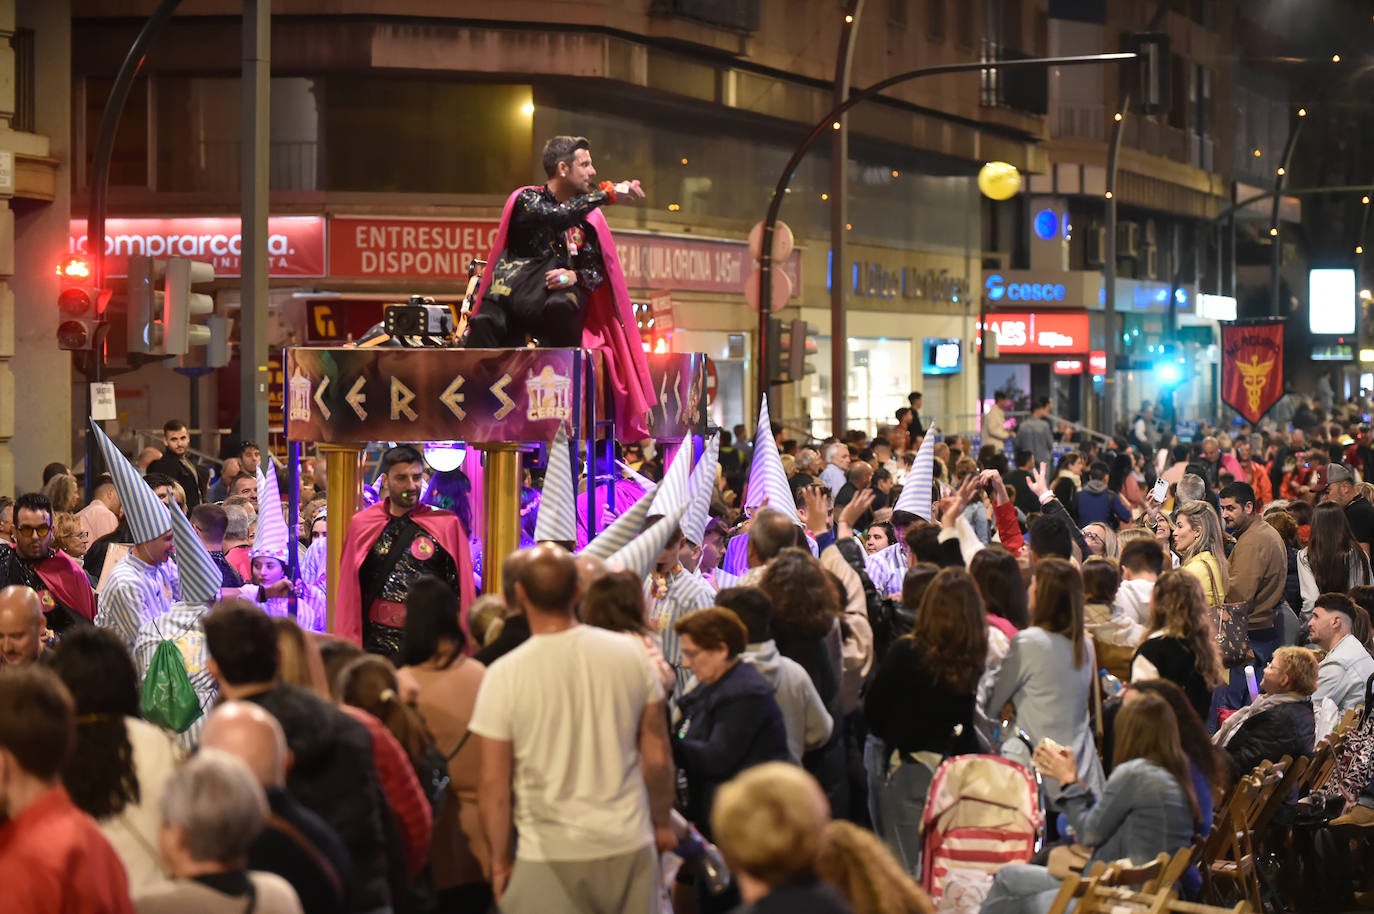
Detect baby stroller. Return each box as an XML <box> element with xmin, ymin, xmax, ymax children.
<box><xmin>920</xmin><ymin>729</ymin><xmax>1045</xmax><ymax>914</ymax></box>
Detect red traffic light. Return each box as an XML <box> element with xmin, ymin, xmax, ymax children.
<box><xmin>57</xmin><ymin>256</ymin><xmax>92</xmax><ymax>280</ymax></box>
<box><xmin>58</xmin><ymin>287</ymin><xmax>93</xmax><ymax>315</ymax></box>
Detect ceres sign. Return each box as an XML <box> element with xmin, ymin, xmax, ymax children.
<box><xmin>985</xmin><ymin>273</ymin><xmax>1067</xmax><ymax>303</ymax></box>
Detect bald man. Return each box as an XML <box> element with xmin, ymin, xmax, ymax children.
<box><xmin>0</xmin><ymin>585</ymin><xmax>46</xmax><ymax>665</ymax></box>
<box><xmin>470</xmin><ymin>543</ymin><xmax>675</xmax><ymax>912</ymax></box>
<box><xmin>474</xmin><ymin>548</ymin><xmax>532</xmax><ymax>666</ymax></box>
<box><xmin>201</xmin><ymin>703</ymin><xmax>353</xmax><ymax>914</ymax></box>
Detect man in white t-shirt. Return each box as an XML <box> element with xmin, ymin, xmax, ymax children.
<box><xmin>471</xmin><ymin>543</ymin><xmax>676</xmax><ymax>914</ymax></box>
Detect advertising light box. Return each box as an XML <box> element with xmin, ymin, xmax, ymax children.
<box><xmin>1310</xmin><ymin>268</ymin><xmax>1357</xmax><ymax>335</ymax></box>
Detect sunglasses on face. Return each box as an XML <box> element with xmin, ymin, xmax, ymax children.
<box><xmin>17</xmin><ymin>525</ymin><xmax>51</xmax><ymax>538</ymax></box>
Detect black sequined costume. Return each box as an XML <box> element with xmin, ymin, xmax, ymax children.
<box><xmin>357</xmin><ymin>513</ymin><xmax>459</xmax><ymax>661</ymax></box>
<box><xmin>0</xmin><ymin>544</ymin><xmax>86</xmax><ymax>635</ymax></box>
<box><xmin>466</xmin><ymin>186</ymin><xmax>611</xmax><ymax>348</ymax></box>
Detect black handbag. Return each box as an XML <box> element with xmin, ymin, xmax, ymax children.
<box><xmin>1203</xmin><ymin>561</ymin><xmax>1251</xmax><ymax>667</ymax></box>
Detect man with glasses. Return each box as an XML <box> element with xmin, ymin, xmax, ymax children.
<box><xmin>0</xmin><ymin>493</ymin><xmax>96</xmax><ymax>637</ymax></box>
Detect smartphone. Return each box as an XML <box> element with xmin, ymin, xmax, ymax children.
<box><xmin>1150</xmin><ymin>477</ymin><xmax>1169</xmax><ymax>503</ymax></box>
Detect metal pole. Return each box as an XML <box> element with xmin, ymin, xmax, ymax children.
<box><xmin>240</xmin><ymin>0</ymin><xmax>272</xmax><ymax>447</ymax></box>
<box><xmin>830</xmin><ymin>0</ymin><xmax>864</xmax><ymax>437</ymax></box>
<box><xmin>754</xmin><ymin>52</ymin><xmax>1137</xmax><ymax>412</ymax></box>
<box><xmin>1103</xmin><ymin>104</ymin><xmax>1126</xmax><ymax>438</ymax></box>
<box><xmin>1270</xmin><ymin>110</ymin><xmax>1306</xmax><ymax>317</ymax></box>
<box><xmin>84</xmin><ymin>0</ymin><xmax>184</xmax><ymax>498</ymax></box>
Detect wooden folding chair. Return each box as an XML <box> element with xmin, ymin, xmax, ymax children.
<box><xmin>1252</xmin><ymin>754</ymin><xmax>1306</xmax><ymax>855</ymax></box>
<box><xmin>1199</xmin><ymin>769</ymin><xmax>1273</xmax><ymax>914</ymax></box>
<box><xmin>1045</xmin><ymin>847</ymin><xmax>1195</xmax><ymax>914</ymax></box>
<box><xmin>1162</xmin><ymin>897</ymin><xmax>1253</xmax><ymax>914</ymax></box>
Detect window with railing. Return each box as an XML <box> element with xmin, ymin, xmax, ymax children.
<box><xmin>12</xmin><ymin>28</ymin><xmax>34</xmax><ymax>133</ymax></box>
<box><xmin>648</xmin><ymin>0</ymin><xmax>760</xmax><ymax>31</ymax></box>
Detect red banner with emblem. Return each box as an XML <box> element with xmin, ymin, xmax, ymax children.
<box><xmin>1221</xmin><ymin>322</ymin><xmax>1284</xmax><ymax>424</ymax></box>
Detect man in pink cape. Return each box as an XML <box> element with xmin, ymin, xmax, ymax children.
<box><xmin>0</xmin><ymin>492</ymin><xmax>96</xmax><ymax>634</ymax></box>
<box><xmin>336</xmin><ymin>444</ymin><xmax>476</xmax><ymax>660</ymax></box>
<box><xmin>467</xmin><ymin>135</ymin><xmax>657</xmax><ymax>441</ymax></box>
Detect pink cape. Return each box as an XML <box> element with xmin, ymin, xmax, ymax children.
<box><xmin>474</xmin><ymin>186</ymin><xmax>657</xmax><ymax>442</ymax></box>
<box><xmin>36</xmin><ymin>551</ymin><xmax>97</xmax><ymax>622</ymax></box>
<box><xmin>334</xmin><ymin>501</ymin><xmax>476</xmax><ymax>646</ymax></box>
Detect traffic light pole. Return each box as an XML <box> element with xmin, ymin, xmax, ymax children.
<box><xmin>753</xmin><ymin>52</ymin><xmax>1138</xmax><ymax>416</ymax></box>
<box><xmin>828</xmin><ymin>0</ymin><xmax>864</xmax><ymax>437</ymax></box>
<box><xmin>240</xmin><ymin>0</ymin><xmax>273</xmax><ymax>449</ymax></box>
<box><xmin>84</xmin><ymin>0</ymin><xmax>185</xmax><ymax>498</ymax></box>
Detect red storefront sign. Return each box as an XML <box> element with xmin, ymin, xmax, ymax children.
<box><xmin>1054</xmin><ymin>350</ymin><xmax>1108</xmax><ymax>375</ymax></box>
<box><xmin>70</xmin><ymin>217</ymin><xmax>326</xmax><ymax>278</ymax></box>
<box><xmin>328</xmin><ymin>216</ymin><xmax>499</xmax><ymax>280</ymax></box>
<box><xmin>617</xmin><ymin>229</ymin><xmax>801</xmax><ymax>294</ymax></box>
<box><xmin>327</xmin><ymin>216</ymin><xmax>802</xmax><ymax>294</ymax></box>
<box><xmin>981</xmin><ymin>311</ymin><xmax>1090</xmax><ymax>356</ymax></box>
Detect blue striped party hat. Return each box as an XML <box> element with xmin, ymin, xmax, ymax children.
<box><xmin>894</xmin><ymin>425</ymin><xmax>938</xmax><ymax>521</ymax></box>
<box><xmin>535</xmin><ymin>425</ymin><xmax>578</xmax><ymax>544</ymax></box>
<box><xmin>168</xmin><ymin>497</ymin><xmax>221</xmax><ymax>605</ymax></box>
<box><xmin>605</xmin><ymin>501</ymin><xmax>689</xmax><ymax>580</ymax></box>
<box><xmin>648</xmin><ymin>438</ymin><xmax>696</xmax><ymax>521</ymax></box>
<box><xmin>681</xmin><ymin>433</ymin><xmax>720</xmax><ymax>547</ymax></box>
<box><xmin>742</xmin><ymin>395</ymin><xmax>800</xmax><ymax>525</ymax></box>
<box><xmin>252</xmin><ymin>465</ymin><xmax>290</xmax><ymax>563</ymax></box>
<box><xmin>580</xmin><ymin>487</ymin><xmax>655</xmax><ymax>559</ymax></box>
<box><xmin>88</xmin><ymin>418</ymin><xmax>171</xmax><ymax>544</ymax></box>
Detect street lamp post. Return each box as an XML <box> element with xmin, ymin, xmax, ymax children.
<box><xmin>753</xmin><ymin>52</ymin><xmax>1139</xmax><ymax>416</ymax></box>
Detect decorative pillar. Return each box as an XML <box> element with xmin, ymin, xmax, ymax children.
<box><xmin>319</xmin><ymin>442</ymin><xmax>361</xmax><ymax>634</ymax></box>
<box><xmin>480</xmin><ymin>443</ymin><xmax>521</xmax><ymax>597</ymax></box>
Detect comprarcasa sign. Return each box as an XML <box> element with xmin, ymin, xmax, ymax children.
<box><xmin>70</xmin><ymin>216</ymin><xmax>327</xmax><ymax>278</ymax></box>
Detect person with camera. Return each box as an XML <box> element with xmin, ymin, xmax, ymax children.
<box><xmin>467</xmin><ymin>135</ymin><xmax>656</xmax><ymax>441</ymax></box>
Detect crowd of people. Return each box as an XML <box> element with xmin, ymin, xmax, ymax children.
<box><xmin>5</xmin><ymin>382</ymin><xmax>1374</xmax><ymax>914</ymax></box>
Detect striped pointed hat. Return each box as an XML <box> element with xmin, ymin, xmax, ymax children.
<box><xmin>648</xmin><ymin>438</ymin><xmax>696</xmax><ymax>521</ymax></box>
<box><xmin>580</xmin><ymin>487</ymin><xmax>656</xmax><ymax>559</ymax></box>
<box><xmin>535</xmin><ymin>425</ymin><xmax>578</xmax><ymax>545</ymax></box>
<box><xmin>681</xmin><ymin>433</ymin><xmax>720</xmax><ymax>547</ymax></box>
<box><xmin>743</xmin><ymin>395</ymin><xmax>800</xmax><ymax>525</ymax></box>
<box><xmin>88</xmin><ymin>418</ymin><xmax>171</xmax><ymax>544</ymax></box>
<box><xmin>617</xmin><ymin>460</ymin><xmax>657</xmax><ymax>493</ymax></box>
<box><xmin>606</xmin><ymin>501</ymin><xmax>690</xmax><ymax>580</ymax></box>
<box><xmin>168</xmin><ymin>498</ymin><xmax>221</xmax><ymax>605</ymax></box>
<box><xmin>894</xmin><ymin>425</ymin><xmax>938</xmax><ymax>522</ymax></box>
<box><xmin>251</xmin><ymin>465</ymin><xmax>290</xmax><ymax>564</ymax></box>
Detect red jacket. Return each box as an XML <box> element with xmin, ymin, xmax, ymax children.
<box><xmin>0</xmin><ymin>786</ymin><xmax>134</xmax><ymax>914</ymax></box>
<box><xmin>342</xmin><ymin>705</ymin><xmax>433</xmax><ymax>882</ymax></box>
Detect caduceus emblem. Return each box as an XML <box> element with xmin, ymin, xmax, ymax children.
<box><xmin>1236</xmin><ymin>354</ymin><xmax>1275</xmax><ymax>415</ymax></box>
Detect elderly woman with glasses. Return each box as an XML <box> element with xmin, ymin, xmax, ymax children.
<box><xmin>1080</xmin><ymin>522</ymin><xmax>1118</xmax><ymax>560</ymax></box>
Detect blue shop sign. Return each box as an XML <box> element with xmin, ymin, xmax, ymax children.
<box><xmin>985</xmin><ymin>273</ymin><xmax>1067</xmax><ymax>303</ymax></box>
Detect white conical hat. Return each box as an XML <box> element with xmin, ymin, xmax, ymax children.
<box><xmin>251</xmin><ymin>465</ymin><xmax>290</xmax><ymax>564</ymax></box>
<box><xmin>88</xmin><ymin>419</ymin><xmax>171</xmax><ymax>544</ymax></box>
<box><xmin>894</xmin><ymin>426</ymin><xmax>938</xmax><ymax>521</ymax></box>
<box><xmin>605</xmin><ymin>501</ymin><xmax>690</xmax><ymax>580</ymax></box>
<box><xmin>535</xmin><ymin>425</ymin><xmax>578</xmax><ymax>544</ymax></box>
<box><xmin>617</xmin><ymin>460</ymin><xmax>657</xmax><ymax>493</ymax></box>
<box><xmin>648</xmin><ymin>438</ymin><xmax>696</xmax><ymax>520</ymax></box>
<box><xmin>681</xmin><ymin>433</ymin><xmax>720</xmax><ymax>547</ymax></box>
<box><xmin>168</xmin><ymin>498</ymin><xmax>221</xmax><ymax>605</ymax></box>
<box><xmin>580</xmin><ymin>487</ymin><xmax>655</xmax><ymax>559</ymax></box>
<box><xmin>742</xmin><ymin>394</ymin><xmax>800</xmax><ymax>525</ymax></box>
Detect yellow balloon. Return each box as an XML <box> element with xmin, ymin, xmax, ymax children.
<box><xmin>978</xmin><ymin>161</ymin><xmax>1022</xmax><ymax>201</ymax></box>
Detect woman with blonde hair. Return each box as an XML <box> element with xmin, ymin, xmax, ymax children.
<box><xmin>1131</xmin><ymin>569</ymin><xmax>1226</xmax><ymax>721</ymax></box>
<box><xmin>711</xmin><ymin>762</ymin><xmax>850</xmax><ymax>912</ymax></box>
<box><xmin>817</xmin><ymin>820</ymin><xmax>935</xmax><ymax>914</ymax></box>
<box><xmin>987</xmin><ymin>558</ymin><xmax>1105</xmax><ymax>801</ymax></box>
<box><xmin>42</xmin><ymin>472</ymin><xmax>82</xmax><ymax>513</ymax></box>
<box><xmin>1171</xmin><ymin>500</ymin><xmax>1229</xmax><ymax>605</ymax></box>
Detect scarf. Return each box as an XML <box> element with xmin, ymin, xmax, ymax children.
<box><xmin>1212</xmin><ymin>691</ymin><xmax>1308</xmax><ymax>748</ymax></box>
